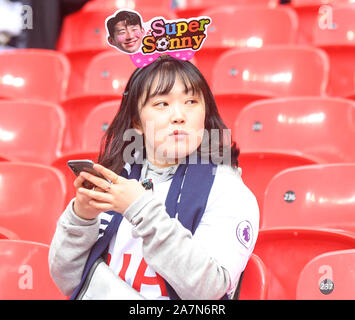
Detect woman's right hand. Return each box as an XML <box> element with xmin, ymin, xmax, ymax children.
<box><xmin>72</xmin><ymin>175</ymin><xmax>104</xmax><ymax>220</ymax></box>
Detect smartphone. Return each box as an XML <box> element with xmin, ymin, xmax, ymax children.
<box><xmin>67</xmin><ymin>159</ymin><xmax>110</xmax><ymax>189</ymax></box>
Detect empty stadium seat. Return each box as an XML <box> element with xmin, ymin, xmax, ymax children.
<box><xmin>82</xmin><ymin>0</ymin><xmax>173</xmax><ymax>11</ymax></box>
<box><xmin>253</xmin><ymin>227</ymin><xmax>355</xmax><ymax>299</ymax></box>
<box><xmin>296</xmin><ymin>249</ymin><xmax>355</xmax><ymax>300</ymax></box>
<box><xmin>82</xmin><ymin>100</ymin><xmax>120</xmax><ymax>151</ymax></box>
<box><xmin>195</xmin><ymin>6</ymin><xmax>298</xmax><ymax>85</ymax></box>
<box><xmin>291</xmin><ymin>1</ymin><xmax>353</xmax><ymax>43</ymax></box>
<box><xmin>51</xmin><ymin>151</ymin><xmax>99</xmax><ymax>204</ymax></box>
<box><xmin>84</xmin><ymin>52</ymin><xmax>135</xmax><ymax>96</ymax></box>
<box><xmin>239</xmin><ymin>253</ymin><xmax>269</xmax><ymax>300</ymax></box>
<box><xmin>313</xmin><ymin>5</ymin><xmax>355</xmax><ymax>97</ymax></box>
<box><xmin>57</xmin><ymin>9</ymin><xmax>115</xmax><ymax>98</ymax></box>
<box><xmin>213</xmin><ymin>45</ymin><xmax>329</xmax><ymax>96</ymax></box>
<box><xmin>0</xmin><ymin>100</ymin><xmax>66</xmax><ymax>165</ymax></box>
<box><xmin>238</xmin><ymin>151</ymin><xmax>317</xmax><ymax>218</ymax></box>
<box><xmin>61</xmin><ymin>51</ymin><xmax>132</xmax><ymax>152</ymax></box>
<box><xmin>213</xmin><ymin>47</ymin><xmax>329</xmax><ymax>130</ymax></box>
<box><xmin>0</xmin><ymin>49</ymin><xmax>70</xmax><ymax>104</ymax></box>
<box><xmin>174</xmin><ymin>0</ymin><xmax>280</xmax><ymax>18</ymax></box>
<box><xmin>234</xmin><ymin>97</ymin><xmax>355</xmax><ymax>164</ymax></box>
<box><xmin>0</xmin><ymin>162</ymin><xmax>67</xmax><ymax>244</ymax></box>
<box><xmin>262</xmin><ymin>164</ymin><xmax>355</xmax><ymax>234</ymax></box>
<box><xmin>0</xmin><ymin>240</ymin><xmax>66</xmax><ymax>299</ymax></box>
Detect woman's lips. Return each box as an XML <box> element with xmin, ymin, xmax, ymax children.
<box><xmin>169</xmin><ymin>130</ymin><xmax>188</xmax><ymax>140</ymax></box>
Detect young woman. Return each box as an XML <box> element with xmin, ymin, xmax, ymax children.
<box><xmin>49</xmin><ymin>55</ymin><xmax>259</xmax><ymax>300</ymax></box>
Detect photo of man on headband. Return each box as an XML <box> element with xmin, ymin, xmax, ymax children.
<box><xmin>106</xmin><ymin>10</ymin><xmax>145</xmax><ymax>54</ymax></box>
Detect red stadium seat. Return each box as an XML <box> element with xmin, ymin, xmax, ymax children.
<box><xmin>0</xmin><ymin>162</ymin><xmax>66</xmax><ymax>244</ymax></box>
<box><xmin>84</xmin><ymin>52</ymin><xmax>135</xmax><ymax>96</ymax></box>
<box><xmin>238</xmin><ymin>151</ymin><xmax>317</xmax><ymax>218</ymax></box>
<box><xmin>174</xmin><ymin>0</ymin><xmax>280</xmax><ymax>18</ymax></box>
<box><xmin>239</xmin><ymin>253</ymin><xmax>269</xmax><ymax>300</ymax></box>
<box><xmin>82</xmin><ymin>0</ymin><xmax>173</xmax><ymax>11</ymax></box>
<box><xmin>262</xmin><ymin>164</ymin><xmax>355</xmax><ymax>234</ymax></box>
<box><xmin>51</xmin><ymin>151</ymin><xmax>99</xmax><ymax>204</ymax></box>
<box><xmin>291</xmin><ymin>0</ymin><xmax>353</xmax><ymax>43</ymax></box>
<box><xmin>234</xmin><ymin>97</ymin><xmax>355</xmax><ymax>164</ymax></box>
<box><xmin>0</xmin><ymin>100</ymin><xmax>66</xmax><ymax>165</ymax></box>
<box><xmin>296</xmin><ymin>249</ymin><xmax>355</xmax><ymax>300</ymax></box>
<box><xmin>57</xmin><ymin>9</ymin><xmax>116</xmax><ymax>98</ymax></box>
<box><xmin>213</xmin><ymin>45</ymin><xmax>328</xmax><ymax>96</ymax></box>
<box><xmin>82</xmin><ymin>100</ymin><xmax>120</xmax><ymax>151</ymax></box>
<box><xmin>61</xmin><ymin>51</ymin><xmax>133</xmax><ymax>153</ymax></box>
<box><xmin>0</xmin><ymin>49</ymin><xmax>70</xmax><ymax>104</ymax></box>
<box><xmin>195</xmin><ymin>6</ymin><xmax>298</xmax><ymax>85</ymax></box>
<box><xmin>313</xmin><ymin>5</ymin><xmax>355</xmax><ymax>97</ymax></box>
<box><xmin>213</xmin><ymin>47</ymin><xmax>329</xmax><ymax>131</ymax></box>
<box><xmin>0</xmin><ymin>240</ymin><xmax>66</xmax><ymax>299</ymax></box>
<box><xmin>253</xmin><ymin>227</ymin><xmax>355</xmax><ymax>299</ymax></box>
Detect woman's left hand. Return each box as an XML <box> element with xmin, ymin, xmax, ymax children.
<box><xmin>77</xmin><ymin>163</ymin><xmax>147</xmax><ymax>214</ymax></box>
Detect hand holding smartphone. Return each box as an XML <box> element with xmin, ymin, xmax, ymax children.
<box><xmin>67</xmin><ymin>159</ymin><xmax>111</xmax><ymax>189</ymax></box>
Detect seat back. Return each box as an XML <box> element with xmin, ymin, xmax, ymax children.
<box><xmin>0</xmin><ymin>240</ymin><xmax>66</xmax><ymax>299</ymax></box>
<box><xmin>82</xmin><ymin>0</ymin><xmax>173</xmax><ymax>11</ymax></box>
<box><xmin>262</xmin><ymin>164</ymin><xmax>355</xmax><ymax>233</ymax></box>
<box><xmin>296</xmin><ymin>249</ymin><xmax>355</xmax><ymax>299</ymax></box>
<box><xmin>57</xmin><ymin>10</ymin><xmax>115</xmax><ymax>53</ymax></box>
<box><xmin>174</xmin><ymin>0</ymin><xmax>280</xmax><ymax>18</ymax></box>
<box><xmin>84</xmin><ymin>51</ymin><xmax>135</xmax><ymax>96</ymax></box>
<box><xmin>203</xmin><ymin>6</ymin><xmax>298</xmax><ymax>49</ymax></box>
<box><xmin>313</xmin><ymin>5</ymin><xmax>355</xmax><ymax>97</ymax></box>
<box><xmin>195</xmin><ymin>6</ymin><xmax>298</xmax><ymax>85</ymax></box>
<box><xmin>290</xmin><ymin>0</ymin><xmax>351</xmax><ymax>44</ymax></box>
<box><xmin>253</xmin><ymin>227</ymin><xmax>355</xmax><ymax>299</ymax></box>
<box><xmin>238</xmin><ymin>151</ymin><xmax>317</xmax><ymax>218</ymax></box>
<box><xmin>82</xmin><ymin>100</ymin><xmax>121</xmax><ymax>151</ymax></box>
<box><xmin>0</xmin><ymin>162</ymin><xmax>66</xmax><ymax>244</ymax></box>
<box><xmin>0</xmin><ymin>49</ymin><xmax>70</xmax><ymax>103</ymax></box>
<box><xmin>234</xmin><ymin>97</ymin><xmax>355</xmax><ymax>163</ymax></box>
<box><xmin>212</xmin><ymin>46</ymin><xmax>329</xmax><ymax>96</ymax></box>
<box><xmin>0</xmin><ymin>100</ymin><xmax>66</xmax><ymax>165</ymax></box>
<box><xmin>239</xmin><ymin>253</ymin><xmax>269</xmax><ymax>300</ymax></box>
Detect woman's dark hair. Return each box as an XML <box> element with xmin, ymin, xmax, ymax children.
<box><xmin>107</xmin><ymin>10</ymin><xmax>142</xmax><ymax>38</ymax></box>
<box><xmin>98</xmin><ymin>55</ymin><xmax>240</xmax><ymax>174</ymax></box>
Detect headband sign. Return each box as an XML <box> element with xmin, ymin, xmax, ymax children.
<box><xmin>105</xmin><ymin>9</ymin><xmax>211</xmax><ymax>67</ymax></box>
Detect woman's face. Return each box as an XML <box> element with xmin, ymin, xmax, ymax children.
<box><xmin>135</xmin><ymin>75</ymin><xmax>206</xmax><ymax>167</ymax></box>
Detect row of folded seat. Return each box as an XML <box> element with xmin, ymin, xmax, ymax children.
<box><xmin>1</xmin><ymin>94</ymin><xmax>354</xmax><ymax>207</ymax></box>
<box><xmin>0</xmin><ymin>158</ymin><xmax>355</xmax><ymax>299</ymax></box>
<box><xmin>0</xmin><ymin>45</ymin><xmax>354</xmax><ymax>153</ymax></box>
<box><xmin>1</xmin><ymin>195</ymin><xmax>355</xmax><ymax>300</ymax></box>
<box><xmin>3</xmin><ymin>5</ymin><xmax>355</xmax><ymax>102</ymax></box>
